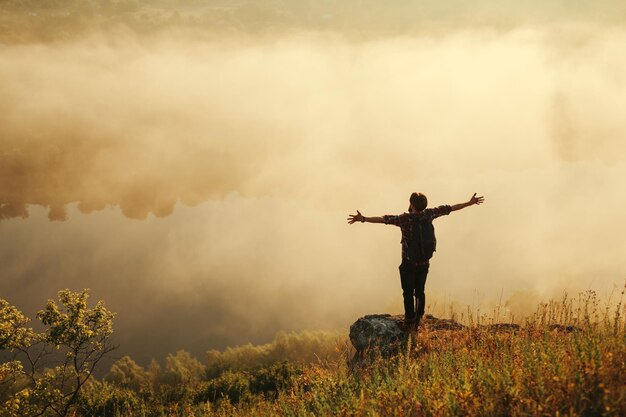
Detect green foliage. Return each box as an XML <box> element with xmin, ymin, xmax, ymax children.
<box><xmin>76</xmin><ymin>380</ymin><xmax>144</xmax><ymax>417</ymax></box>
<box><xmin>89</xmin><ymin>329</ymin><xmax>342</xmax><ymax>414</ymax></box>
<box><xmin>195</xmin><ymin>361</ymin><xmax>302</xmax><ymax>406</ymax></box>
<box><xmin>37</xmin><ymin>289</ymin><xmax>114</xmax><ymax>349</ymax></box>
<box><xmin>205</xmin><ymin>329</ymin><xmax>347</xmax><ymax>378</ymax></box>
<box><xmin>105</xmin><ymin>356</ymin><xmax>149</xmax><ymax>392</ymax></box>
<box><xmin>0</xmin><ymin>289</ymin><xmax>116</xmax><ymax>417</ymax></box>
<box><xmin>5</xmin><ymin>289</ymin><xmax>624</xmax><ymax>416</ymax></box>
<box><xmin>161</xmin><ymin>350</ymin><xmax>204</xmax><ymax>388</ymax></box>
<box><xmin>9</xmin><ymin>289</ymin><xmax>615</xmax><ymax>416</ymax></box>
<box><xmin>247</xmin><ymin>361</ymin><xmax>301</xmax><ymax>398</ymax></box>
<box><xmin>0</xmin><ymin>301</ymin><xmax>34</xmax><ymax>416</ymax></box>
<box><xmin>0</xmin><ymin>300</ymin><xmax>35</xmax><ymax>350</ymax></box>
<box><xmin>144</xmin><ymin>350</ymin><xmax>206</xmax><ymax>406</ymax></box>
<box><xmin>195</xmin><ymin>370</ymin><xmax>251</xmax><ymax>405</ymax></box>
<box><xmin>104</xmin><ymin>290</ymin><xmax>626</xmax><ymax>417</ymax></box>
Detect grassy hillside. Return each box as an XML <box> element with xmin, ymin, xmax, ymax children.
<box><xmin>70</xmin><ymin>291</ymin><xmax>625</xmax><ymax>416</ymax></box>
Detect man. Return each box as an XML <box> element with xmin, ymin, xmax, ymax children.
<box><xmin>347</xmin><ymin>192</ymin><xmax>484</xmax><ymax>330</ymax></box>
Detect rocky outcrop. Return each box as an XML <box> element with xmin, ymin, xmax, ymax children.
<box><xmin>482</xmin><ymin>323</ymin><xmax>521</xmax><ymax>332</ymax></box>
<box><xmin>349</xmin><ymin>314</ymin><xmax>563</xmax><ymax>364</ymax></box>
<box><xmin>349</xmin><ymin>314</ymin><xmax>466</xmax><ymax>364</ymax></box>
<box><xmin>349</xmin><ymin>314</ymin><xmax>407</xmax><ymax>358</ymax></box>
<box><xmin>349</xmin><ymin>313</ymin><xmax>582</xmax><ymax>366</ymax></box>
<box><xmin>548</xmin><ymin>324</ymin><xmax>581</xmax><ymax>333</ymax></box>
<box><xmin>424</xmin><ymin>315</ymin><xmax>464</xmax><ymax>331</ymax></box>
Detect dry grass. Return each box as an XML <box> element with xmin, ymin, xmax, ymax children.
<box><xmin>63</xmin><ymin>287</ymin><xmax>626</xmax><ymax>416</ymax></box>
<box><xmin>204</xmin><ymin>287</ymin><xmax>626</xmax><ymax>417</ymax></box>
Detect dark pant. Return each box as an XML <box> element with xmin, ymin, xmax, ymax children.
<box><xmin>399</xmin><ymin>261</ymin><xmax>429</xmax><ymax>321</ymax></box>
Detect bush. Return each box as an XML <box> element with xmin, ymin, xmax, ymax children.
<box><xmin>76</xmin><ymin>380</ymin><xmax>144</xmax><ymax>417</ymax></box>
<box><xmin>248</xmin><ymin>362</ymin><xmax>302</xmax><ymax>398</ymax></box>
<box><xmin>195</xmin><ymin>371</ymin><xmax>251</xmax><ymax>405</ymax></box>
<box><xmin>0</xmin><ymin>289</ymin><xmax>115</xmax><ymax>417</ymax></box>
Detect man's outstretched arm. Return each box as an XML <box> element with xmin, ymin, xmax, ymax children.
<box><xmin>450</xmin><ymin>193</ymin><xmax>485</xmax><ymax>212</ymax></box>
<box><xmin>347</xmin><ymin>210</ymin><xmax>385</xmax><ymax>224</ymax></box>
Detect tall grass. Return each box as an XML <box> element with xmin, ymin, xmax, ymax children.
<box><xmin>78</xmin><ymin>287</ymin><xmax>626</xmax><ymax>416</ymax></box>
<box><xmin>205</xmin><ymin>287</ymin><xmax>626</xmax><ymax>417</ymax></box>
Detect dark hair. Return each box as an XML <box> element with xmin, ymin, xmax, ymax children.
<box><xmin>409</xmin><ymin>192</ymin><xmax>427</xmax><ymax>212</ymax></box>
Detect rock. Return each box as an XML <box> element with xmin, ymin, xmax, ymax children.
<box><xmin>348</xmin><ymin>314</ymin><xmax>466</xmax><ymax>365</ymax></box>
<box><xmin>349</xmin><ymin>314</ymin><xmax>407</xmax><ymax>357</ymax></box>
<box><xmin>422</xmin><ymin>314</ymin><xmax>465</xmax><ymax>331</ymax></box>
<box><xmin>482</xmin><ymin>323</ymin><xmax>521</xmax><ymax>332</ymax></box>
<box><xmin>548</xmin><ymin>324</ymin><xmax>581</xmax><ymax>333</ymax></box>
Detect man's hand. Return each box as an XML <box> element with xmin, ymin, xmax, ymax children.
<box><xmin>469</xmin><ymin>193</ymin><xmax>485</xmax><ymax>206</ymax></box>
<box><xmin>347</xmin><ymin>210</ymin><xmax>364</xmax><ymax>224</ymax></box>
<box><xmin>451</xmin><ymin>193</ymin><xmax>485</xmax><ymax>211</ymax></box>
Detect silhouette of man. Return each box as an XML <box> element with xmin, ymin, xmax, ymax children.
<box><xmin>347</xmin><ymin>192</ymin><xmax>484</xmax><ymax>329</ymax></box>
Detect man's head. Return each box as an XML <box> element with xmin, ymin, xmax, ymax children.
<box><xmin>409</xmin><ymin>192</ymin><xmax>428</xmax><ymax>213</ymax></box>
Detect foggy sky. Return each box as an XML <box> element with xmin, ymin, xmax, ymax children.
<box><xmin>1</xmin><ymin>3</ymin><xmax>625</xmax><ymax>363</ymax></box>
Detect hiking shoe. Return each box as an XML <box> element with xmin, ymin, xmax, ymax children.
<box><xmin>401</xmin><ymin>318</ymin><xmax>416</xmax><ymax>331</ymax></box>
<box><xmin>414</xmin><ymin>315</ymin><xmax>423</xmax><ymax>331</ymax></box>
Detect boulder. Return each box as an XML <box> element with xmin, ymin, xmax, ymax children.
<box><xmin>349</xmin><ymin>314</ymin><xmax>406</xmax><ymax>357</ymax></box>
<box><xmin>348</xmin><ymin>314</ymin><xmax>466</xmax><ymax>364</ymax></box>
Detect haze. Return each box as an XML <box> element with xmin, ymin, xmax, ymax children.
<box><xmin>1</xmin><ymin>1</ymin><xmax>625</xmax><ymax>364</ymax></box>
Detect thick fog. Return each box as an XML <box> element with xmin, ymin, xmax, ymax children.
<box><xmin>1</xmin><ymin>2</ymin><xmax>625</xmax><ymax>363</ymax></box>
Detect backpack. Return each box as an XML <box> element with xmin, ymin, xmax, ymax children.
<box><xmin>406</xmin><ymin>214</ymin><xmax>437</xmax><ymax>262</ymax></box>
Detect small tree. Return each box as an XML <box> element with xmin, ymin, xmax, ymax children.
<box><xmin>0</xmin><ymin>289</ymin><xmax>115</xmax><ymax>417</ymax></box>
<box><xmin>105</xmin><ymin>356</ymin><xmax>149</xmax><ymax>392</ymax></box>
<box><xmin>0</xmin><ymin>299</ymin><xmax>35</xmax><ymax>416</ymax></box>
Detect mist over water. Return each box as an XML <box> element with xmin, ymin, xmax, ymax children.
<box><xmin>1</xmin><ymin>2</ymin><xmax>625</xmax><ymax>363</ymax></box>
